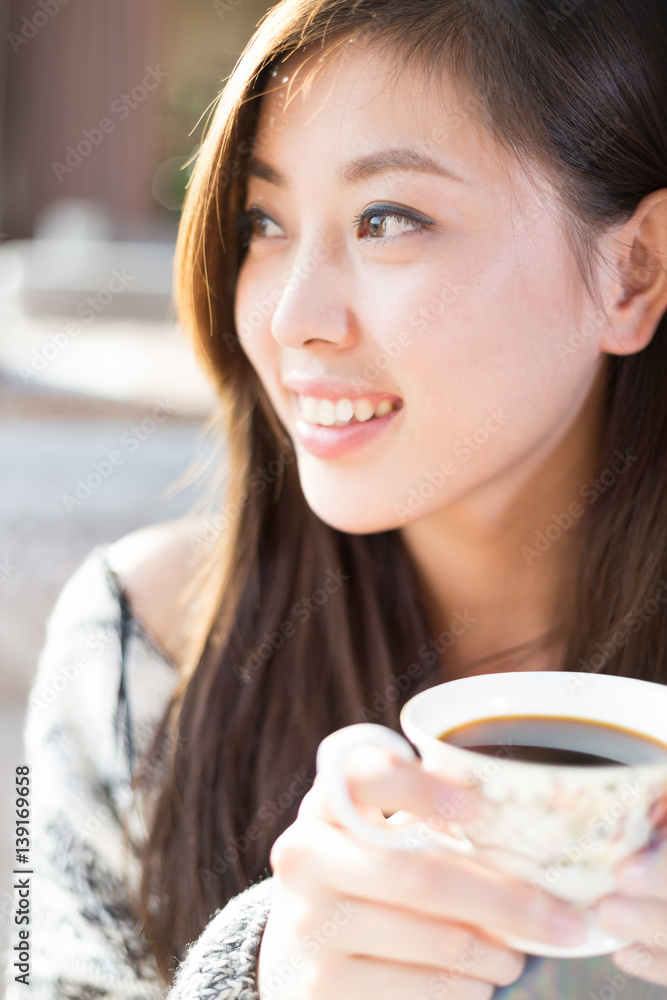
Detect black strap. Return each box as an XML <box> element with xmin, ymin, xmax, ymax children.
<box><xmin>113</xmin><ymin>580</ymin><xmax>136</xmax><ymax>785</ymax></box>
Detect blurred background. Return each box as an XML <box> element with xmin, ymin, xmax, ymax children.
<box><xmin>0</xmin><ymin>0</ymin><xmax>275</xmax><ymax>987</ymax></box>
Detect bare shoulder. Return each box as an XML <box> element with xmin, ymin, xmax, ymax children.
<box><xmin>105</xmin><ymin>518</ymin><xmax>202</xmax><ymax>664</ymax></box>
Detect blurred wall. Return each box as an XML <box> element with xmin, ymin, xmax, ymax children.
<box><xmin>0</xmin><ymin>0</ymin><xmax>276</xmax><ymax>240</ymax></box>
<box><xmin>2</xmin><ymin>0</ymin><xmax>171</xmax><ymax>238</ymax></box>
<box><xmin>0</xmin><ymin>2</ymin><xmax>277</xmax><ymax>992</ymax></box>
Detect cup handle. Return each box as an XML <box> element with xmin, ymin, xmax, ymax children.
<box><xmin>316</xmin><ymin>723</ymin><xmax>474</xmax><ymax>855</ymax></box>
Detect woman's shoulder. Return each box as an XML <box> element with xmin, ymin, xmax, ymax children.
<box><xmin>27</xmin><ymin>518</ymin><xmax>202</xmax><ymax>732</ymax></box>
<box><xmin>105</xmin><ymin>516</ymin><xmax>201</xmax><ymax>667</ymax></box>
<box><xmin>33</xmin><ymin>516</ymin><xmax>200</xmax><ymax>677</ymax></box>
<box><xmin>25</xmin><ymin>518</ymin><xmax>204</xmax><ymax>792</ymax></box>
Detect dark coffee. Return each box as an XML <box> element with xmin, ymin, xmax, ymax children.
<box><xmin>438</xmin><ymin>715</ymin><xmax>667</xmax><ymax>766</ymax></box>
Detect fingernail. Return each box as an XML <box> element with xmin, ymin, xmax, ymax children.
<box><xmin>598</xmin><ymin>898</ymin><xmax>643</xmax><ymax>932</ymax></box>
<box><xmin>551</xmin><ymin>911</ymin><xmax>587</xmax><ymax>945</ymax></box>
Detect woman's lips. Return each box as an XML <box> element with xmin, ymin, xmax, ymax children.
<box><xmin>292</xmin><ymin>398</ymin><xmax>404</xmax><ymax>458</ymax></box>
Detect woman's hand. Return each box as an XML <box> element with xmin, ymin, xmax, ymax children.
<box><xmin>594</xmin><ymin>833</ymin><xmax>667</xmax><ymax>986</ymax></box>
<box><xmin>257</xmin><ymin>745</ymin><xmax>588</xmax><ymax>1000</ymax></box>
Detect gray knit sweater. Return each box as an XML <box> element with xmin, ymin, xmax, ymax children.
<box><xmin>3</xmin><ymin>546</ymin><xmax>667</xmax><ymax>999</ymax></box>
<box><xmin>1</xmin><ymin>545</ymin><xmax>273</xmax><ymax>1000</ymax></box>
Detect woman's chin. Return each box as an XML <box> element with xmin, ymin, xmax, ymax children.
<box><xmin>300</xmin><ymin>485</ymin><xmax>409</xmax><ymax>536</ymax></box>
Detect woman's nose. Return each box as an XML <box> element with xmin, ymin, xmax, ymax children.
<box><xmin>269</xmin><ymin>236</ymin><xmax>358</xmax><ymax>351</ymax></box>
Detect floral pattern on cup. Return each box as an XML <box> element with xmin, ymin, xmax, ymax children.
<box><xmin>428</xmin><ymin>759</ymin><xmax>667</xmax><ymax>904</ymax></box>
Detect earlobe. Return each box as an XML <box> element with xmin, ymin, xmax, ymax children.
<box><xmin>598</xmin><ymin>189</ymin><xmax>667</xmax><ymax>358</ymax></box>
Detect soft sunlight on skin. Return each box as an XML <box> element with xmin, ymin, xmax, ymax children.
<box><xmin>230</xmin><ymin>35</ymin><xmax>667</xmax><ymax>997</ymax></box>
<box><xmin>233</xmin><ymin>38</ymin><xmax>662</xmax><ymax>673</ymax></box>
<box><xmin>235</xmin><ymin>39</ymin><xmax>609</xmax><ymax>541</ymax></box>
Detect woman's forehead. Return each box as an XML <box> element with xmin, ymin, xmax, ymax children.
<box><xmin>260</xmin><ymin>38</ymin><xmax>459</xmax><ymax>121</ymax></box>
<box><xmin>255</xmin><ymin>47</ymin><xmax>485</xmax><ymax>165</ymax></box>
<box><xmin>249</xmin><ymin>43</ymin><xmax>553</xmax><ymax>217</ymax></box>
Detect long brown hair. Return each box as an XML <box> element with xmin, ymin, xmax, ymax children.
<box><xmin>131</xmin><ymin>0</ymin><xmax>667</xmax><ymax>982</ymax></box>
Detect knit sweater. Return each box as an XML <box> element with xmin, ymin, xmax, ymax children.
<box><xmin>2</xmin><ymin>545</ymin><xmax>666</xmax><ymax>999</ymax></box>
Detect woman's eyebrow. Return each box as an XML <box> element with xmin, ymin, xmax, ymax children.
<box><xmin>246</xmin><ymin>147</ymin><xmax>468</xmax><ymax>187</ymax></box>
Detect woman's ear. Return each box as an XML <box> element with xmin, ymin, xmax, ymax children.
<box><xmin>597</xmin><ymin>189</ymin><xmax>667</xmax><ymax>357</ymax></box>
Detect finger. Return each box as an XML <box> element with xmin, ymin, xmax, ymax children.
<box><xmin>278</xmin><ymin>810</ymin><xmax>587</xmax><ymax>949</ymax></box>
<box><xmin>612</xmin><ymin>944</ymin><xmax>667</xmax><ymax>987</ymax></box>
<box><xmin>330</xmin><ymin>897</ymin><xmax>526</xmax><ymax>987</ymax></box>
<box><xmin>615</xmin><ymin>838</ymin><xmax>667</xmax><ymax>901</ymax></box>
<box><xmin>596</xmin><ymin>894</ymin><xmax>667</xmax><ymax>942</ymax></box>
<box><xmin>311</xmin><ymin>953</ymin><xmax>496</xmax><ymax>1000</ymax></box>
<box><xmin>312</xmin><ymin>745</ymin><xmax>479</xmax><ymax>825</ymax></box>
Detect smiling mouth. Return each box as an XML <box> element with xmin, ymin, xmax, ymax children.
<box><xmin>296</xmin><ymin>394</ymin><xmax>403</xmax><ymax>427</ymax></box>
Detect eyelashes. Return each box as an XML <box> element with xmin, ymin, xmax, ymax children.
<box><xmin>234</xmin><ymin>204</ymin><xmax>435</xmax><ymax>247</ymax></box>
<box><xmin>234</xmin><ymin>207</ymin><xmax>268</xmax><ymax>247</ymax></box>
<box><xmin>351</xmin><ymin>206</ymin><xmax>433</xmax><ymax>242</ymax></box>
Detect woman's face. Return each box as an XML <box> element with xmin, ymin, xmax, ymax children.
<box><xmin>235</xmin><ymin>40</ymin><xmax>606</xmax><ymax>535</ymax></box>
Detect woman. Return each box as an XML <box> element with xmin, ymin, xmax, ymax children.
<box><xmin>6</xmin><ymin>0</ymin><xmax>667</xmax><ymax>997</ymax></box>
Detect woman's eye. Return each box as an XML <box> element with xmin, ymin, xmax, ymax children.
<box><xmin>234</xmin><ymin>207</ymin><xmax>283</xmax><ymax>246</ymax></box>
<box><xmin>234</xmin><ymin>205</ymin><xmax>433</xmax><ymax>247</ymax></box>
<box><xmin>352</xmin><ymin>208</ymin><xmax>431</xmax><ymax>242</ymax></box>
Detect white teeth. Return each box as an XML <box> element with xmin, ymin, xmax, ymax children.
<box><xmin>302</xmin><ymin>396</ymin><xmax>320</xmax><ymax>423</ymax></box>
<box><xmin>353</xmin><ymin>398</ymin><xmax>375</xmax><ymax>422</ymax></box>
<box><xmin>375</xmin><ymin>398</ymin><xmax>393</xmax><ymax>417</ymax></box>
<box><xmin>335</xmin><ymin>398</ymin><xmax>355</xmax><ymax>423</ymax></box>
<box><xmin>317</xmin><ymin>399</ymin><xmax>336</xmax><ymax>425</ymax></box>
<box><xmin>299</xmin><ymin>394</ymin><xmax>398</xmax><ymax>425</ymax></box>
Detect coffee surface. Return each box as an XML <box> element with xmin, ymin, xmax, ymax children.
<box><xmin>438</xmin><ymin>715</ymin><xmax>667</xmax><ymax>766</ymax></box>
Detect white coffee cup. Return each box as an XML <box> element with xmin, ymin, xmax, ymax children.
<box><xmin>315</xmin><ymin>670</ymin><xmax>667</xmax><ymax>958</ymax></box>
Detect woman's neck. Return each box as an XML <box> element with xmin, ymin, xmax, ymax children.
<box><xmin>400</xmin><ymin>365</ymin><xmax>607</xmax><ymax>678</ymax></box>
